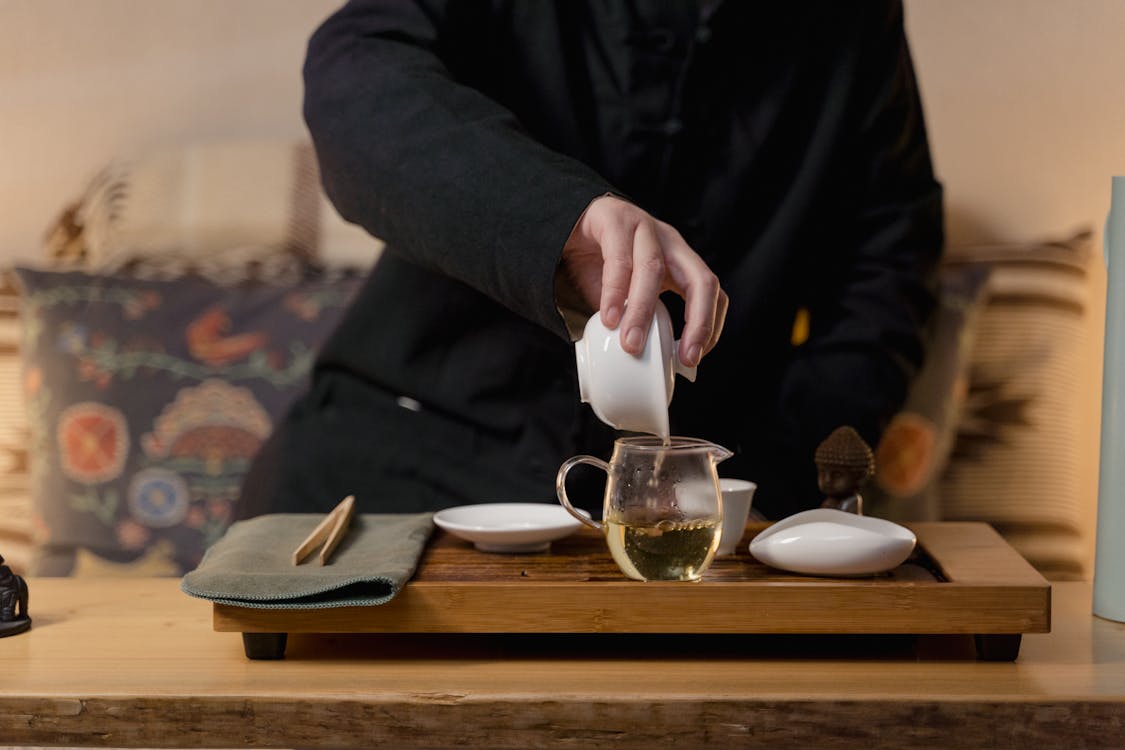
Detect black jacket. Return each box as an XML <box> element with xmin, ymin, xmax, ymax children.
<box><xmin>246</xmin><ymin>0</ymin><xmax>943</xmax><ymax>520</ymax></box>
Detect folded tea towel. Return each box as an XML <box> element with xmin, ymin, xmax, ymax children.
<box><xmin>181</xmin><ymin>513</ymin><xmax>433</xmax><ymax>609</ymax></box>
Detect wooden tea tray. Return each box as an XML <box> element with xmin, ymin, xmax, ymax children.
<box><xmin>214</xmin><ymin>521</ymin><xmax>1050</xmax><ymax>661</ymax></box>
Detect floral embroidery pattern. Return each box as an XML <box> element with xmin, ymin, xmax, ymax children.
<box><xmin>185</xmin><ymin>307</ymin><xmax>270</xmax><ymax>367</ymax></box>
<box><xmin>16</xmin><ymin>267</ymin><xmax>361</xmax><ymax>574</ymax></box>
<box><xmin>127</xmin><ymin>468</ymin><xmax>190</xmax><ymax>528</ymax></box>
<box><xmin>57</xmin><ymin>402</ymin><xmax>129</xmax><ymax>484</ymax></box>
<box><xmin>141</xmin><ymin>379</ymin><xmax>272</xmax><ymax>462</ymax></box>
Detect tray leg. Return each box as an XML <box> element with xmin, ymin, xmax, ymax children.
<box><xmin>242</xmin><ymin>632</ymin><xmax>288</xmax><ymax>660</ymax></box>
<box><xmin>974</xmin><ymin>634</ymin><xmax>1021</xmax><ymax>661</ymax></box>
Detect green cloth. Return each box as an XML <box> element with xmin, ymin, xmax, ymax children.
<box><xmin>181</xmin><ymin>513</ymin><xmax>433</xmax><ymax>609</ymax></box>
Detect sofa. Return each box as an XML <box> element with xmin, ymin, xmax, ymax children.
<box><xmin>0</xmin><ymin>140</ymin><xmax>1099</xmax><ymax>581</ymax></box>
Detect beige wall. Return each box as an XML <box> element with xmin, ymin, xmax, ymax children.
<box><xmin>4</xmin><ymin>0</ymin><xmax>1122</xmax><ymax>254</ymax></box>
<box><xmin>905</xmin><ymin>0</ymin><xmax>1125</xmax><ymax>245</ymax></box>
<box><xmin>0</xmin><ymin>0</ymin><xmax>342</xmax><ymax>260</ymax></box>
<box><xmin>905</xmin><ymin>0</ymin><xmax>1125</xmax><ymax>577</ymax></box>
<box><xmin>2</xmin><ymin>0</ymin><xmax>1122</xmax><ymax>573</ymax></box>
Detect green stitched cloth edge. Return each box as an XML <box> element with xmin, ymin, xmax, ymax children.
<box><xmin>180</xmin><ymin>512</ymin><xmax>434</xmax><ymax>609</ymax></box>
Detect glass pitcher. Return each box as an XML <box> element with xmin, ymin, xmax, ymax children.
<box><xmin>556</xmin><ymin>436</ymin><xmax>733</xmax><ymax>581</ymax></box>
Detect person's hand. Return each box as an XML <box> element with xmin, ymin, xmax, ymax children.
<box><xmin>560</xmin><ymin>195</ymin><xmax>727</xmax><ymax>367</ymax></box>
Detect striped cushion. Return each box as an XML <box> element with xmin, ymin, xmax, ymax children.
<box><xmin>0</xmin><ymin>275</ymin><xmax>31</xmax><ymax>574</ymax></box>
<box><xmin>939</xmin><ymin>231</ymin><xmax>1094</xmax><ymax>580</ymax></box>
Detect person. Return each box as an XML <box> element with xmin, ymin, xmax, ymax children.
<box><xmin>237</xmin><ymin>0</ymin><xmax>943</xmax><ymax>523</ymax></box>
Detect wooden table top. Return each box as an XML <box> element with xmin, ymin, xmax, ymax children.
<box><xmin>2</xmin><ymin>578</ymin><xmax>1124</xmax><ymax>749</ymax></box>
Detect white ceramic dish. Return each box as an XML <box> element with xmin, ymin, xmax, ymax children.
<box><xmin>574</xmin><ymin>300</ymin><xmax>696</xmax><ymax>438</ymax></box>
<box><xmin>748</xmin><ymin>508</ymin><xmax>917</xmax><ymax>576</ymax></box>
<box><xmin>433</xmin><ymin>502</ymin><xmax>591</xmax><ymax>553</ymax></box>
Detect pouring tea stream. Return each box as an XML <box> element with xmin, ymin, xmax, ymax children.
<box><xmin>565</xmin><ymin>304</ymin><xmax>732</xmax><ymax>580</ymax></box>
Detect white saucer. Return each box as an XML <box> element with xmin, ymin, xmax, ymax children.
<box><xmin>749</xmin><ymin>508</ymin><xmax>917</xmax><ymax>576</ymax></box>
<box><xmin>433</xmin><ymin>502</ymin><xmax>590</xmax><ymax>553</ymax></box>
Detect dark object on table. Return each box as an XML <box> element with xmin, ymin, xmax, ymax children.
<box><xmin>0</xmin><ymin>553</ymin><xmax>30</xmax><ymax>637</ymax></box>
<box><xmin>816</xmin><ymin>426</ymin><xmax>876</xmax><ymax>515</ymax></box>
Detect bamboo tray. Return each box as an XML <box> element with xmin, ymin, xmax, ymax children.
<box><xmin>214</xmin><ymin>521</ymin><xmax>1051</xmax><ymax>661</ymax></box>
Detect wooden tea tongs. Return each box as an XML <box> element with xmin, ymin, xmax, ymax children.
<box><xmin>292</xmin><ymin>494</ymin><xmax>356</xmax><ymax>565</ymax></box>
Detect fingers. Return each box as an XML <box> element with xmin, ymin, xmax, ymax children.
<box><xmin>594</xmin><ymin>217</ymin><xmax>632</xmax><ymax>331</ymax></box>
<box><xmin>562</xmin><ymin>195</ymin><xmax>726</xmax><ymax>364</ymax></box>
<box><xmin>707</xmin><ymin>289</ymin><xmax>729</xmax><ymax>354</ymax></box>
<box><xmin>693</xmin><ymin>283</ymin><xmax>729</xmax><ymax>364</ymax></box>
<box><xmin>657</xmin><ymin>224</ymin><xmax>726</xmax><ymax>367</ymax></box>
<box><xmin>616</xmin><ymin>220</ymin><xmax>664</xmax><ymax>355</ymax></box>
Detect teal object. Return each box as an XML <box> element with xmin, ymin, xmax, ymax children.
<box><xmin>1096</xmin><ymin>176</ymin><xmax>1125</xmax><ymax>622</ymax></box>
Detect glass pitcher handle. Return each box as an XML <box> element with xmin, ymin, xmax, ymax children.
<box><xmin>555</xmin><ymin>455</ymin><xmax>607</xmax><ymax>531</ymax></box>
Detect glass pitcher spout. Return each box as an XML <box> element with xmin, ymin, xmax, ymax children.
<box><xmin>709</xmin><ymin>443</ymin><xmax>733</xmax><ymax>465</ymax></box>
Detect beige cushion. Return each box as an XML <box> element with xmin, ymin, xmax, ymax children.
<box><xmin>0</xmin><ymin>275</ymin><xmax>31</xmax><ymax>575</ymax></box>
<box><xmin>44</xmin><ymin>139</ymin><xmax>382</xmax><ymax>280</ymax></box>
<box><xmin>938</xmin><ymin>230</ymin><xmax>1094</xmax><ymax>580</ymax></box>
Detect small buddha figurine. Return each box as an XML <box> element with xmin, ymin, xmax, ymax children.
<box><xmin>815</xmin><ymin>426</ymin><xmax>875</xmax><ymax>515</ymax></box>
<box><xmin>0</xmin><ymin>552</ymin><xmax>31</xmax><ymax>637</ymax></box>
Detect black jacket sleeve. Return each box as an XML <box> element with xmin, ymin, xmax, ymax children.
<box><xmin>302</xmin><ymin>0</ymin><xmax>614</xmax><ymax>339</ymax></box>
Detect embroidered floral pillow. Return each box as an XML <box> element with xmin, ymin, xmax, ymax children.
<box><xmin>13</xmin><ymin>267</ymin><xmax>361</xmax><ymax>575</ymax></box>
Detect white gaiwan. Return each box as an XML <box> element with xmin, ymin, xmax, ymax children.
<box><xmin>749</xmin><ymin>508</ymin><xmax>917</xmax><ymax>577</ymax></box>
<box><xmin>574</xmin><ymin>300</ymin><xmax>696</xmax><ymax>439</ymax></box>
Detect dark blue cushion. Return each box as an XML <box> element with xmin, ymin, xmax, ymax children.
<box><xmin>14</xmin><ymin>267</ymin><xmax>361</xmax><ymax>575</ymax></box>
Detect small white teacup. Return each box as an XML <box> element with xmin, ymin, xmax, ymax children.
<box><xmin>574</xmin><ymin>300</ymin><xmax>696</xmax><ymax>439</ymax></box>
<box><xmin>717</xmin><ymin>478</ymin><xmax>758</xmax><ymax>555</ymax></box>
